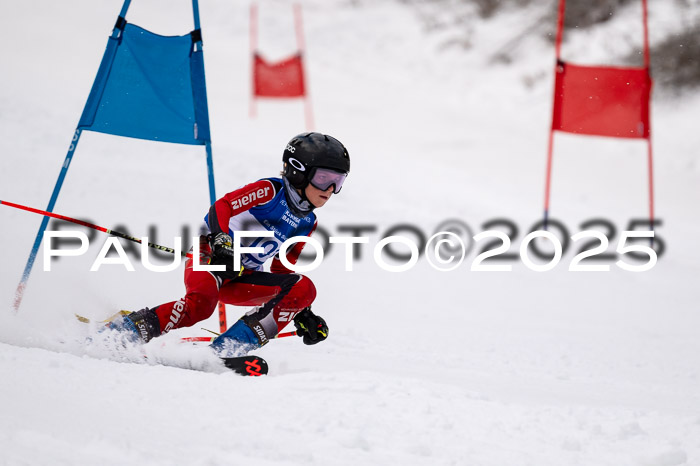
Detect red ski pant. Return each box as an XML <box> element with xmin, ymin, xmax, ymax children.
<box><xmin>152</xmin><ymin>239</ymin><xmax>316</xmax><ymax>336</ymax></box>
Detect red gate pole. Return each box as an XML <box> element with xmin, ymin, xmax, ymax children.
<box><xmin>294</xmin><ymin>3</ymin><xmax>314</xmax><ymax>130</ymax></box>
<box><xmin>543</xmin><ymin>0</ymin><xmax>567</xmax><ymax>228</ymax></box>
<box><xmin>218</xmin><ymin>302</ymin><xmax>227</xmax><ymax>333</ymax></box>
<box><xmin>642</xmin><ymin>0</ymin><xmax>655</xmax><ymax>232</ymax></box>
<box><xmin>249</xmin><ymin>3</ymin><xmax>258</xmax><ymax>119</ymax></box>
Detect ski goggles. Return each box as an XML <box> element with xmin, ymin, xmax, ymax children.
<box><xmin>309</xmin><ymin>167</ymin><xmax>348</xmax><ymax>194</ymax></box>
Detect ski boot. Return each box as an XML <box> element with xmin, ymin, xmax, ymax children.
<box><xmin>107</xmin><ymin>307</ymin><xmax>162</xmax><ymax>344</ymax></box>
<box><xmin>210</xmin><ymin>315</ymin><xmax>269</xmax><ymax>357</ymax></box>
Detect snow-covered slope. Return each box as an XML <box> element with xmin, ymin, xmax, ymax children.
<box><xmin>1</xmin><ymin>1</ymin><xmax>699</xmax><ymax>465</ymax></box>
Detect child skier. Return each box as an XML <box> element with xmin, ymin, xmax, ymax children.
<box><xmin>111</xmin><ymin>132</ymin><xmax>350</xmax><ymax>356</ymax></box>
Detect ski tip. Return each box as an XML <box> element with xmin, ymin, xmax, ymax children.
<box><xmin>75</xmin><ymin>310</ymin><xmax>130</xmax><ymax>325</ymax></box>
<box><xmin>221</xmin><ymin>355</ymin><xmax>269</xmax><ymax>376</ymax></box>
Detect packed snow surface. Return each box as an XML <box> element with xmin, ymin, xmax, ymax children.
<box><xmin>1</xmin><ymin>0</ymin><xmax>699</xmax><ymax>465</ymax></box>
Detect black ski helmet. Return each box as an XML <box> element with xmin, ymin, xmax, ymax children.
<box><xmin>282</xmin><ymin>132</ymin><xmax>350</xmax><ymax>190</ymax></box>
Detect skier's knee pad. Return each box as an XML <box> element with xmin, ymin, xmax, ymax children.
<box><xmin>187</xmin><ymin>292</ymin><xmax>219</xmax><ymax>320</ymax></box>
<box><xmin>285</xmin><ymin>275</ymin><xmax>316</xmax><ymax>309</ymax></box>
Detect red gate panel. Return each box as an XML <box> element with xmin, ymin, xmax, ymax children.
<box><xmin>253</xmin><ymin>53</ymin><xmax>306</xmax><ymax>98</ymax></box>
<box><xmin>552</xmin><ymin>61</ymin><xmax>651</xmax><ymax>139</ymax></box>
<box><xmin>543</xmin><ymin>0</ymin><xmax>654</xmax><ymax>230</ymax></box>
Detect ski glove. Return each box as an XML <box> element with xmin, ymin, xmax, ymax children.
<box><xmin>210</xmin><ymin>232</ymin><xmax>235</xmax><ymax>265</ymax></box>
<box><xmin>293</xmin><ymin>307</ymin><xmax>328</xmax><ymax>345</ymax></box>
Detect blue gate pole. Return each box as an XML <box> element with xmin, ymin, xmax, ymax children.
<box><xmin>192</xmin><ymin>0</ymin><xmax>201</xmax><ymax>30</ymax></box>
<box><xmin>205</xmin><ymin>140</ymin><xmax>216</xmax><ymax>204</ymax></box>
<box><xmin>13</xmin><ymin>128</ymin><xmax>83</xmax><ymax>311</ymax></box>
<box><xmin>118</xmin><ymin>0</ymin><xmax>132</xmax><ymax>24</ymax></box>
<box><xmin>193</xmin><ymin>0</ymin><xmax>215</xmax><ymax>204</ymax></box>
<box><xmin>13</xmin><ymin>0</ymin><xmax>133</xmax><ymax>311</ymax></box>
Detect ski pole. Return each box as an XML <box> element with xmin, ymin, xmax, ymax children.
<box><xmin>1</xmin><ymin>199</ymin><xmax>186</xmax><ymax>257</ymax></box>
<box><xmin>4</xmin><ymin>199</ymin><xmax>301</xmax><ymax>339</ymax></box>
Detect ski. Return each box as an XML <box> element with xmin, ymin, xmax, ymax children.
<box><xmin>221</xmin><ymin>355</ymin><xmax>269</xmax><ymax>376</ymax></box>
<box><xmin>75</xmin><ymin>310</ymin><xmax>130</xmax><ymax>324</ymax></box>
<box><xmin>76</xmin><ymin>312</ymin><xmax>269</xmax><ymax>376</ymax></box>
<box><xmin>141</xmin><ymin>354</ymin><xmax>269</xmax><ymax>376</ymax></box>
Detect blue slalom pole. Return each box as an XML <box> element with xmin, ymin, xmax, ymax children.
<box><xmin>193</xmin><ymin>0</ymin><xmax>215</xmax><ymax>204</ymax></box>
<box><xmin>13</xmin><ymin>0</ymin><xmax>134</xmax><ymax>310</ymax></box>
<box><xmin>205</xmin><ymin>140</ymin><xmax>216</xmax><ymax>204</ymax></box>
<box><xmin>192</xmin><ymin>0</ymin><xmax>201</xmax><ymax>31</ymax></box>
<box><xmin>117</xmin><ymin>0</ymin><xmax>132</xmax><ymax>26</ymax></box>
<box><xmin>13</xmin><ymin>128</ymin><xmax>83</xmax><ymax>311</ymax></box>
